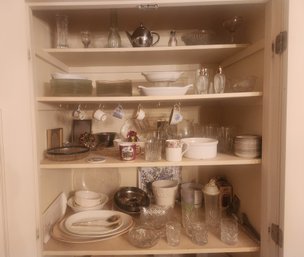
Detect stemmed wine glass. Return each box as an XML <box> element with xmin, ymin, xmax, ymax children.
<box><xmin>222</xmin><ymin>16</ymin><xmax>244</xmax><ymax>43</ymax></box>
<box><xmin>80</xmin><ymin>30</ymin><xmax>91</xmax><ymax>48</ymax></box>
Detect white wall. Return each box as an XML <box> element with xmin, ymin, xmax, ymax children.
<box><xmin>283</xmin><ymin>0</ymin><xmax>304</xmax><ymax>256</ymax></box>
<box><xmin>0</xmin><ymin>0</ymin><xmax>39</xmax><ymax>256</ymax></box>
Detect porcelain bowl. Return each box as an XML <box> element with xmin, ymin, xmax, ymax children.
<box><xmin>74</xmin><ymin>190</ymin><xmax>103</xmax><ymax>207</ymax></box>
<box><xmin>181</xmin><ymin>137</ymin><xmax>218</xmax><ymax>159</ymax></box>
<box><xmin>138</xmin><ymin>84</ymin><xmax>192</xmax><ymax>96</ymax></box>
<box><xmin>141</xmin><ymin>71</ymin><xmax>183</xmax><ymax>82</ymax></box>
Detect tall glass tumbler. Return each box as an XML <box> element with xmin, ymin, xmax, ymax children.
<box><xmin>56</xmin><ymin>15</ymin><xmax>69</xmax><ymax>48</ymax></box>
<box><xmin>145</xmin><ymin>136</ymin><xmax>162</xmax><ymax>161</ymax></box>
<box><xmin>181</xmin><ymin>182</ymin><xmax>203</xmax><ymax>235</ymax></box>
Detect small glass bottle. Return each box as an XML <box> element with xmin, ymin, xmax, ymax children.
<box><xmin>107</xmin><ymin>10</ymin><xmax>121</xmax><ymax>48</ymax></box>
<box><xmin>214</xmin><ymin>66</ymin><xmax>226</xmax><ymax>93</ymax></box>
<box><xmin>168</xmin><ymin>30</ymin><xmax>178</xmax><ymax>46</ymax></box>
<box><xmin>203</xmin><ymin>178</ymin><xmax>220</xmax><ymax>229</ymax></box>
<box><xmin>195</xmin><ymin>68</ymin><xmax>209</xmax><ymax>94</ymax></box>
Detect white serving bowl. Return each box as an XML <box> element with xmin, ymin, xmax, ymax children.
<box><xmin>74</xmin><ymin>190</ymin><xmax>103</xmax><ymax>207</ymax></box>
<box><xmin>138</xmin><ymin>84</ymin><xmax>192</xmax><ymax>96</ymax></box>
<box><xmin>181</xmin><ymin>137</ymin><xmax>218</xmax><ymax>159</ymax></box>
<box><xmin>141</xmin><ymin>71</ymin><xmax>183</xmax><ymax>82</ymax></box>
<box><xmin>152</xmin><ymin>180</ymin><xmax>178</xmax><ymax>207</ymax></box>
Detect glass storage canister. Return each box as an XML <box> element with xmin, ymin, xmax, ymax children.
<box><xmin>144</xmin><ymin>132</ymin><xmax>162</xmax><ymax>161</ymax></box>
<box><xmin>203</xmin><ymin>178</ymin><xmax>220</xmax><ymax>229</ymax></box>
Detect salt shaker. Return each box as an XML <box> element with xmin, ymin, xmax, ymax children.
<box><xmin>203</xmin><ymin>178</ymin><xmax>220</xmax><ymax>229</ymax></box>
<box><xmin>214</xmin><ymin>66</ymin><xmax>226</xmax><ymax>93</ymax></box>
<box><xmin>168</xmin><ymin>30</ymin><xmax>177</xmax><ymax>46</ymax></box>
<box><xmin>195</xmin><ymin>68</ymin><xmax>209</xmax><ymax>94</ymax></box>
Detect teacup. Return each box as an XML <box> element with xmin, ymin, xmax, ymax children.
<box><xmin>113</xmin><ymin>104</ymin><xmax>125</xmax><ymax>119</ymax></box>
<box><xmin>72</xmin><ymin>105</ymin><xmax>86</xmax><ymax>120</ymax></box>
<box><xmin>169</xmin><ymin>104</ymin><xmax>183</xmax><ymax>125</ymax></box>
<box><xmin>135</xmin><ymin>104</ymin><xmax>145</xmax><ymax>120</ymax></box>
<box><xmin>165</xmin><ymin>139</ymin><xmax>189</xmax><ymax>162</ymax></box>
<box><xmin>93</xmin><ymin>108</ymin><xmax>107</xmax><ymax>121</ymax></box>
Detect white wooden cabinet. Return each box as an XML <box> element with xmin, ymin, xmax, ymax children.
<box><xmin>1</xmin><ymin>0</ymin><xmax>304</xmax><ymax>257</ymax></box>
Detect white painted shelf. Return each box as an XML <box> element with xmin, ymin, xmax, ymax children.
<box><xmin>40</xmin><ymin>152</ymin><xmax>261</xmax><ymax>169</ymax></box>
<box><xmin>39</xmin><ymin>44</ymin><xmax>249</xmax><ymax>67</ymax></box>
<box><xmin>37</xmin><ymin>92</ymin><xmax>263</xmax><ymax>104</ymax></box>
<box><xmin>43</xmin><ymin>204</ymin><xmax>259</xmax><ymax>256</ymax></box>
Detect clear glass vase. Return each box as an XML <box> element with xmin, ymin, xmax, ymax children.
<box><xmin>107</xmin><ymin>10</ymin><xmax>121</xmax><ymax>48</ymax></box>
<box><xmin>108</xmin><ymin>27</ymin><xmax>121</xmax><ymax>48</ymax></box>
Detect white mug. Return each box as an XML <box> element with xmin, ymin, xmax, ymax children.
<box><xmin>93</xmin><ymin>108</ymin><xmax>107</xmax><ymax>121</ymax></box>
<box><xmin>169</xmin><ymin>105</ymin><xmax>183</xmax><ymax>125</ymax></box>
<box><xmin>165</xmin><ymin>139</ymin><xmax>189</xmax><ymax>161</ymax></box>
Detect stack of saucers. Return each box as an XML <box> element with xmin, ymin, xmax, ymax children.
<box><xmin>233</xmin><ymin>135</ymin><xmax>262</xmax><ymax>158</ymax></box>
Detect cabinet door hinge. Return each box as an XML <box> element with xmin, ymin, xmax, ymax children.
<box><xmin>270</xmin><ymin>223</ymin><xmax>283</xmax><ymax>247</ymax></box>
<box><xmin>27</xmin><ymin>49</ymin><xmax>31</xmax><ymax>60</ymax></box>
<box><xmin>36</xmin><ymin>228</ymin><xmax>40</xmax><ymax>240</ymax></box>
<box><xmin>272</xmin><ymin>31</ymin><xmax>287</xmax><ymax>55</ymax></box>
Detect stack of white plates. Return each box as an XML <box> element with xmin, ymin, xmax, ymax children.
<box><xmin>51</xmin><ymin>210</ymin><xmax>134</xmax><ymax>243</ymax></box>
<box><xmin>234</xmin><ymin>135</ymin><xmax>262</xmax><ymax>158</ymax></box>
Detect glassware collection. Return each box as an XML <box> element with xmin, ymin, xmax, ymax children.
<box><xmin>54</xmin><ymin>13</ymin><xmax>244</xmax><ymax>48</ymax></box>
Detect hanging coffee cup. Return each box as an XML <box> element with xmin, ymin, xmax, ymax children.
<box><xmin>93</xmin><ymin>105</ymin><xmax>107</xmax><ymax>121</ymax></box>
<box><xmin>112</xmin><ymin>104</ymin><xmax>125</xmax><ymax>119</ymax></box>
<box><xmin>135</xmin><ymin>104</ymin><xmax>145</xmax><ymax>120</ymax></box>
<box><xmin>169</xmin><ymin>104</ymin><xmax>183</xmax><ymax>125</ymax></box>
<box><xmin>72</xmin><ymin>104</ymin><xmax>86</xmax><ymax>120</ymax></box>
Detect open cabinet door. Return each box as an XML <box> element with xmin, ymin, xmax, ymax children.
<box><xmin>0</xmin><ymin>0</ymin><xmax>39</xmax><ymax>257</ymax></box>
<box><xmin>282</xmin><ymin>1</ymin><xmax>304</xmax><ymax>257</ymax></box>
<box><xmin>261</xmin><ymin>0</ymin><xmax>287</xmax><ymax>256</ymax></box>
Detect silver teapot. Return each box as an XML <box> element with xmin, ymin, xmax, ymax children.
<box><xmin>126</xmin><ymin>23</ymin><xmax>160</xmax><ymax>47</ymax></box>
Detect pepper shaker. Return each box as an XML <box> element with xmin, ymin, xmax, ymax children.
<box><xmin>168</xmin><ymin>30</ymin><xmax>178</xmax><ymax>46</ymax></box>
<box><xmin>214</xmin><ymin>66</ymin><xmax>226</xmax><ymax>93</ymax></box>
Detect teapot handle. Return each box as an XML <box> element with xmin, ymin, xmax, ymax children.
<box><xmin>151</xmin><ymin>32</ymin><xmax>160</xmax><ymax>46</ymax></box>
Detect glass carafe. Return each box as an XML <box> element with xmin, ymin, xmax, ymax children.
<box><xmin>108</xmin><ymin>10</ymin><xmax>121</xmax><ymax>48</ymax></box>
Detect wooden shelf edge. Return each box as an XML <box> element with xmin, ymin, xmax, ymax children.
<box><xmin>43</xmin><ymin>227</ymin><xmax>259</xmax><ymax>256</ymax></box>
<box><xmin>37</xmin><ymin>92</ymin><xmax>263</xmax><ymax>104</ymax></box>
<box><xmin>40</xmin><ymin>153</ymin><xmax>261</xmax><ymax>169</ymax></box>
<box><xmin>44</xmin><ymin>44</ymin><xmax>249</xmax><ymax>53</ymax></box>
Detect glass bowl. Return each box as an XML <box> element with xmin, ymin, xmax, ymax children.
<box><xmin>128</xmin><ymin>225</ymin><xmax>159</xmax><ymax>248</ymax></box>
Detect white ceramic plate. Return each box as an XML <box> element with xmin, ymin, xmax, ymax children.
<box><xmin>51</xmin><ymin>214</ymin><xmax>134</xmax><ymax>243</ymax></box>
<box><xmin>51</xmin><ymin>72</ymin><xmax>88</xmax><ymax>80</ymax></box>
<box><xmin>73</xmin><ymin>168</ymin><xmax>120</xmax><ymax>198</ymax></box>
<box><xmin>141</xmin><ymin>71</ymin><xmax>183</xmax><ymax>82</ymax></box>
<box><xmin>138</xmin><ymin>84</ymin><xmax>192</xmax><ymax>96</ymax></box>
<box><xmin>64</xmin><ymin>210</ymin><xmax>126</xmax><ymax>235</ymax></box>
<box><xmin>67</xmin><ymin>195</ymin><xmax>108</xmax><ymax>213</ymax></box>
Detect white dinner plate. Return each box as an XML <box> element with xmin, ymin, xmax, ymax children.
<box><xmin>64</xmin><ymin>210</ymin><xmax>129</xmax><ymax>235</ymax></box>
<box><xmin>51</xmin><ymin>216</ymin><xmax>134</xmax><ymax>243</ymax></box>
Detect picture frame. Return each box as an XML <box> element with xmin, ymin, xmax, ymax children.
<box><xmin>47</xmin><ymin>128</ymin><xmax>63</xmax><ymax>149</ymax></box>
